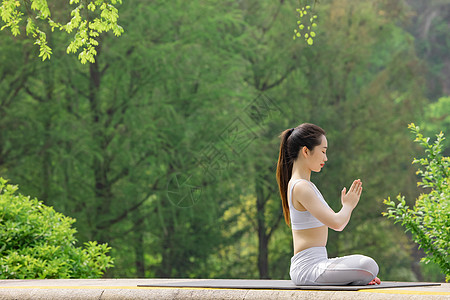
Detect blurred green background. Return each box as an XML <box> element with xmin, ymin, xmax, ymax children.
<box><xmin>0</xmin><ymin>0</ymin><xmax>449</xmax><ymax>282</ymax></box>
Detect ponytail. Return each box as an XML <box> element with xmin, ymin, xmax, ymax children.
<box><xmin>276</xmin><ymin>128</ymin><xmax>295</xmax><ymax>227</ymax></box>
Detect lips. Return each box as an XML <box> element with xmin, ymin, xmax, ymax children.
<box><xmin>320</xmin><ymin>164</ymin><xmax>325</xmax><ymax>167</ymax></box>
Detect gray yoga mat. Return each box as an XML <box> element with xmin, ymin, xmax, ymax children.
<box><xmin>137</xmin><ymin>279</ymin><xmax>441</xmax><ymax>291</ymax></box>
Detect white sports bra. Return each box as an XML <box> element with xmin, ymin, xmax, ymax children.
<box><xmin>288</xmin><ymin>179</ymin><xmax>331</xmax><ymax>230</ymax></box>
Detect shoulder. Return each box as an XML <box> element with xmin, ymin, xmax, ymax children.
<box><xmin>291</xmin><ymin>180</ymin><xmax>317</xmax><ymax>202</ymax></box>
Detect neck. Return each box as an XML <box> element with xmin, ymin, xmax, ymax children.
<box><xmin>291</xmin><ymin>159</ymin><xmax>311</xmax><ymax>181</ymax></box>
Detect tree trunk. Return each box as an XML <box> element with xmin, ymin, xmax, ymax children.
<box><xmin>88</xmin><ymin>55</ymin><xmax>112</xmax><ymax>243</ymax></box>
<box><xmin>157</xmin><ymin>223</ymin><xmax>173</xmax><ymax>278</ymax></box>
<box><xmin>133</xmin><ymin>210</ymin><xmax>146</xmax><ymax>277</ymax></box>
<box><xmin>256</xmin><ymin>176</ymin><xmax>270</xmax><ymax>279</ymax></box>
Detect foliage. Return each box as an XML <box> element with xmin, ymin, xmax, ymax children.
<box><xmin>0</xmin><ymin>178</ymin><xmax>114</xmax><ymax>278</ymax></box>
<box><xmin>293</xmin><ymin>0</ymin><xmax>318</xmax><ymax>45</ymax></box>
<box><xmin>0</xmin><ymin>0</ymin><xmax>443</xmax><ymax>281</ymax></box>
<box><xmin>383</xmin><ymin>124</ymin><xmax>449</xmax><ymax>282</ymax></box>
<box><xmin>0</xmin><ymin>0</ymin><xmax>123</xmax><ymax>63</ymax></box>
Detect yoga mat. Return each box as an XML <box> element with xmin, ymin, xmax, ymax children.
<box><xmin>137</xmin><ymin>279</ymin><xmax>441</xmax><ymax>291</ymax></box>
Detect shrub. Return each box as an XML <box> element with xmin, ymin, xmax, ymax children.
<box><xmin>383</xmin><ymin>123</ymin><xmax>449</xmax><ymax>282</ymax></box>
<box><xmin>0</xmin><ymin>178</ymin><xmax>114</xmax><ymax>278</ymax></box>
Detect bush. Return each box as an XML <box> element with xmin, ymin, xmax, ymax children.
<box><xmin>383</xmin><ymin>123</ymin><xmax>449</xmax><ymax>282</ymax></box>
<box><xmin>0</xmin><ymin>178</ymin><xmax>114</xmax><ymax>278</ymax></box>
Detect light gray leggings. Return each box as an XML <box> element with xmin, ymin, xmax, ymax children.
<box><xmin>290</xmin><ymin>247</ymin><xmax>379</xmax><ymax>286</ymax></box>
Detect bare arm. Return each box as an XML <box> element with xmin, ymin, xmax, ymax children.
<box><xmin>293</xmin><ymin>180</ymin><xmax>363</xmax><ymax>231</ymax></box>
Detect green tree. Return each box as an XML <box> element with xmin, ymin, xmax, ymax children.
<box><xmin>384</xmin><ymin>124</ymin><xmax>449</xmax><ymax>282</ymax></box>
<box><xmin>0</xmin><ymin>178</ymin><xmax>114</xmax><ymax>279</ymax></box>
<box><xmin>0</xmin><ymin>0</ymin><xmax>437</xmax><ymax>281</ymax></box>
<box><xmin>0</xmin><ymin>0</ymin><xmax>252</xmax><ymax>278</ymax></box>
<box><xmin>0</xmin><ymin>0</ymin><xmax>124</xmax><ymax>63</ymax></box>
<box><xmin>235</xmin><ymin>0</ymin><xmax>306</xmax><ymax>279</ymax></box>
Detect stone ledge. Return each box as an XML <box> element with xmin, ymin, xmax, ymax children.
<box><xmin>0</xmin><ymin>279</ymin><xmax>448</xmax><ymax>300</ymax></box>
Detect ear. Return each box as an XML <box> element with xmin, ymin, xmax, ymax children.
<box><xmin>301</xmin><ymin>146</ymin><xmax>309</xmax><ymax>158</ymax></box>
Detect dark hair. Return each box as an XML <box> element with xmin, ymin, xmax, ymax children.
<box><xmin>276</xmin><ymin>123</ymin><xmax>326</xmax><ymax>227</ymax></box>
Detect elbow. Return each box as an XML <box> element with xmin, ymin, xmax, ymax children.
<box><xmin>333</xmin><ymin>225</ymin><xmax>345</xmax><ymax>232</ymax></box>
<box><xmin>328</xmin><ymin>225</ymin><xmax>343</xmax><ymax>232</ymax></box>
<box><xmin>328</xmin><ymin>221</ymin><xmax>345</xmax><ymax>232</ymax></box>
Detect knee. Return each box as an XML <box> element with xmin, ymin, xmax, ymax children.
<box><xmin>357</xmin><ymin>255</ymin><xmax>379</xmax><ymax>277</ymax></box>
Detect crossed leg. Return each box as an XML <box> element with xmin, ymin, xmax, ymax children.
<box><xmin>314</xmin><ymin>254</ymin><xmax>380</xmax><ymax>285</ymax></box>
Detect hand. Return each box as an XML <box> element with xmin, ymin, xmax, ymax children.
<box><xmin>341</xmin><ymin>179</ymin><xmax>363</xmax><ymax>209</ymax></box>
<box><xmin>368</xmin><ymin>277</ymin><xmax>381</xmax><ymax>285</ymax></box>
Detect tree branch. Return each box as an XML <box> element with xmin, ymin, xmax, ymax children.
<box><xmin>24</xmin><ymin>86</ymin><xmax>45</xmax><ymax>102</ymax></box>
<box><xmin>267</xmin><ymin>210</ymin><xmax>284</xmax><ymax>240</ymax></box>
<box><xmin>261</xmin><ymin>65</ymin><xmax>296</xmax><ymax>91</ymax></box>
<box><xmin>97</xmin><ymin>178</ymin><xmax>161</xmax><ymax>229</ymax></box>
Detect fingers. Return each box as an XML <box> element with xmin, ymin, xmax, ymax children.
<box><xmin>350</xmin><ymin>179</ymin><xmax>362</xmax><ymax>194</ymax></box>
<box><xmin>355</xmin><ymin>180</ymin><xmax>363</xmax><ymax>196</ymax></box>
<box><xmin>350</xmin><ymin>181</ymin><xmax>356</xmax><ymax>192</ymax></box>
<box><xmin>344</xmin><ymin>180</ymin><xmax>363</xmax><ymax>197</ymax></box>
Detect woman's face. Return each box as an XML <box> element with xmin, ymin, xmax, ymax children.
<box><xmin>307</xmin><ymin>135</ymin><xmax>328</xmax><ymax>172</ymax></box>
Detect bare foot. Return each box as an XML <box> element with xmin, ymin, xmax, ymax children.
<box><xmin>368</xmin><ymin>277</ymin><xmax>381</xmax><ymax>285</ymax></box>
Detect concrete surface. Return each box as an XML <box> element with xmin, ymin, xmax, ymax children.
<box><xmin>0</xmin><ymin>278</ymin><xmax>448</xmax><ymax>300</ymax></box>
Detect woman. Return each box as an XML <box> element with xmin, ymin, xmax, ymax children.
<box><xmin>276</xmin><ymin>123</ymin><xmax>381</xmax><ymax>286</ymax></box>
